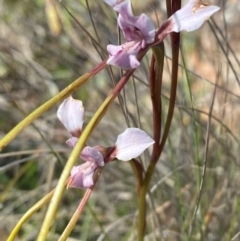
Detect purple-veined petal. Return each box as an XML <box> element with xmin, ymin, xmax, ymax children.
<box><xmin>114</xmin><ymin>0</ymin><xmax>134</xmax><ymax>21</ymax></box>
<box><xmin>80</xmin><ymin>146</ymin><xmax>105</xmax><ymax>166</ymax></box>
<box><xmin>67</xmin><ymin>146</ymin><xmax>105</xmax><ymax>189</ymax></box>
<box><xmin>118</xmin><ymin>14</ymin><xmax>155</xmax><ymax>44</ymax></box>
<box><xmin>116</xmin><ymin>1</ymin><xmax>155</xmax><ymax>43</ymax></box>
<box><xmin>115</xmin><ymin>128</ymin><xmax>155</xmax><ymax>161</ymax></box>
<box><xmin>66</xmin><ymin>137</ymin><xmax>79</xmax><ymax>148</ymax></box>
<box><xmin>132</xmin><ymin>14</ymin><xmax>155</xmax><ymax>43</ymax></box>
<box><xmin>169</xmin><ymin>0</ymin><xmax>220</xmax><ymax>32</ymax></box>
<box><xmin>67</xmin><ymin>163</ymin><xmax>97</xmax><ymax>189</ymax></box>
<box><xmin>107</xmin><ymin>42</ymin><xmax>141</xmax><ymax>69</ymax></box>
<box><xmin>105</xmin><ymin>0</ymin><xmax>155</xmax><ymax>69</ymax></box>
<box><xmin>57</xmin><ymin>96</ymin><xmax>84</xmax><ymax>137</ymax></box>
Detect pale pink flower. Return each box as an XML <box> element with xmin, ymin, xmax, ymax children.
<box><xmin>67</xmin><ymin>146</ymin><xmax>105</xmax><ymax>189</ymax></box>
<box><xmin>105</xmin><ymin>0</ymin><xmax>155</xmax><ymax>69</ymax></box>
<box><xmin>104</xmin><ymin>0</ymin><xmax>220</xmax><ymax>69</ymax></box>
<box><xmin>58</xmin><ymin>97</ymin><xmax>154</xmax><ymax>189</ymax></box>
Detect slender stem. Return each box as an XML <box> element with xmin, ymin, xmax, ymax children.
<box><xmin>7</xmin><ymin>189</ymin><xmax>55</xmax><ymax>241</ymax></box>
<box><xmin>37</xmin><ymin>66</ymin><xmax>138</xmax><ymax>241</ymax></box>
<box><xmin>137</xmin><ymin>1</ymin><xmax>181</xmax><ymax>238</ymax></box>
<box><xmin>130</xmin><ymin>160</ymin><xmax>144</xmax><ymax>195</ymax></box>
<box><xmin>137</xmin><ymin>45</ymin><xmax>164</xmax><ymax>241</ymax></box>
<box><xmin>58</xmin><ymin>168</ymin><xmax>102</xmax><ymax>241</ymax></box>
<box><xmin>58</xmin><ymin>189</ymin><xmax>93</xmax><ymax>241</ymax></box>
<box><xmin>37</xmin><ymin>95</ymin><xmax>113</xmax><ymax>241</ymax></box>
<box><xmin>138</xmin><ymin>31</ymin><xmax>180</xmax><ymax>239</ymax></box>
<box><xmin>188</xmin><ymin>76</ymin><xmax>218</xmax><ymax>238</ymax></box>
<box><xmin>150</xmin><ymin>45</ymin><xmax>164</xmax><ymax>146</ymax></box>
<box><xmin>166</xmin><ymin>0</ymin><xmax>171</xmax><ymax>17</ymax></box>
<box><xmin>137</xmin><ymin>162</ymin><xmax>156</xmax><ymax>241</ymax></box>
<box><xmin>0</xmin><ymin>60</ymin><xmax>107</xmax><ymax>151</ymax></box>
<box><xmin>159</xmin><ymin>0</ymin><xmax>181</xmax><ymax>153</ymax></box>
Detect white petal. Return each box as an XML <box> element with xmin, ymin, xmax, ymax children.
<box><xmin>57</xmin><ymin>96</ymin><xmax>84</xmax><ymax>137</ymax></box>
<box><xmin>170</xmin><ymin>0</ymin><xmax>220</xmax><ymax>32</ymax></box>
<box><xmin>115</xmin><ymin>128</ymin><xmax>154</xmax><ymax>161</ymax></box>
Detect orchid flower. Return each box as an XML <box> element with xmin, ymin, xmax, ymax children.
<box><xmin>67</xmin><ymin>146</ymin><xmax>105</xmax><ymax>189</ymax></box>
<box><xmin>57</xmin><ymin>97</ymin><xmax>155</xmax><ymax>189</ymax></box>
<box><xmin>104</xmin><ymin>0</ymin><xmax>155</xmax><ymax>69</ymax></box>
<box><xmin>67</xmin><ymin>128</ymin><xmax>154</xmax><ymax>189</ymax></box>
<box><xmin>103</xmin><ymin>0</ymin><xmax>220</xmax><ymax>70</ymax></box>
<box><xmin>57</xmin><ymin>97</ymin><xmax>105</xmax><ymax>189</ymax></box>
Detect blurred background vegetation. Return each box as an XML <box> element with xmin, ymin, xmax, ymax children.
<box><xmin>0</xmin><ymin>0</ymin><xmax>240</xmax><ymax>240</ymax></box>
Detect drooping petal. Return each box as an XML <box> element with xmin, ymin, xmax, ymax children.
<box><xmin>80</xmin><ymin>146</ymin><xmax>105</xmax><ymax>166</ymax></box>
<box><xmin>66</xmin><ymin>137</ymin><xmax>79</xmax><ymax>148</ymax></box>
<box><xmin>107</xmin><ymin>42</ymin><xmax>141</xmax><ymax>69</ymax></box>
<box><xmin>115</xmin><ymin>128</ymin><xmax>155</xmax><ymax>161</ymax></box>
<box><xmin>67</xmin><ymin>163</ymin><xmax>97</xmax><ymax>189</ymax></box>
<box><xmin>57</xmin><ymin>96</ymin><xmax>84</xmax><ymax>137</ymax></box>
<box><xmin>169</xmin><ymin>0</ymin><xmax>220</xmax><ymax>32</ymax></box>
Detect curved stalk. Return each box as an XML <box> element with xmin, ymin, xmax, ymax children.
<box><xmin>137</xmin><ymin>1</ymin><xmax>181</xmax><ymax>237</ymax></box>
<box><xmin>58</xmin><ymin>168</ymin><xmax>102</xmax><ymax>241</ymax></box>
<box><xmin>37</xmin><ymin>66</ymin><xmax>137</xmax><ymax>240</ymax></box>
<box><xmin>7</xmin><ymin>189</ymin><xmax>55</xmax><ymax>241</ymax></box>
<box><xmin>0</xmin><ymin>60</ymin><xmax>107</xmax><ymax>151</ymax></box>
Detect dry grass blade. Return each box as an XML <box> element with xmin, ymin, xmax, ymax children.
<box><xmin>188</xmin><ymin>71</ymin><xmax>220</xmax><ymax>238</ymax></box>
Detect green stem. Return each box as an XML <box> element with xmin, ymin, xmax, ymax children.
<box><xmin>7</xmin><ymin>189</ymin><xmax>55</xmax><ymax>241</ymax></box>
<box><xmin>37</xmin><ymin>95</ymin><xmax>113</xmax><ymax>241</ymax></box>
<box><xmin>37</xmin><ymin>67</ymin><xmax>136</xmax><ymax>240</ymax></box>
<box><xmin>137</xmin><ymin>162</ymin><xmax>156</xmax><ymax>241</ymax></box>
<box><xmin>130</xmin><ymin>160</ymin><xmax>144</xmax><ymax>195</ymax></box>
<box><xmin>0</xmin><ymin>60</ymin><xmax>107</xmax><ymax>151</ymax></box>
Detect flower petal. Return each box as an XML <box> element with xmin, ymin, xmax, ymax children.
<box><xmin>104</xmin><ymin>0</ymin><xmax>155</xmax><ymax>69</ymax></box>
<box><xmin>67</xmin><ymin>163</ymin><xmax>96</xmax><ymax>189</ymax></box>
<box><xmin>115</xmin><ymin>128</ymin><xmax>155</xmax><ymax>161</ymax></box>
<box><xmin>114</xmin><ymin>0</ymin><xmax>135</xmax><ymax>22</ymax></box>
<box><xmin>57</xmin><ymin>96</ymin><xmax>84</xmax><ymax>137</ymax></box>
<box><xmin>80</xmin><ymin>146</ymin><xmax>105</xmax><ymax>166</ymax></box>
<box><xmin>66</xmin><ymin>137</ymin><xmax>79</xmax><ymax>148</ymax></box>
<box><xmin>107</xmin><ymin>43</ymin><xmax>141</xmax><ymax>69</ymax></box>
<box><xmin>132</xmin><ymin>14</ymin><xmax>155</xmax><ymax>43</ymax></box>
<box><xmin>115</xmin><ymin>1</ymin><xmax>155</xmax><ymax>43</ymax></box>
<box><xmin>169</xmin><ymin>0</ymin><xmax>220</xmax><ymax>32</ymax></box>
